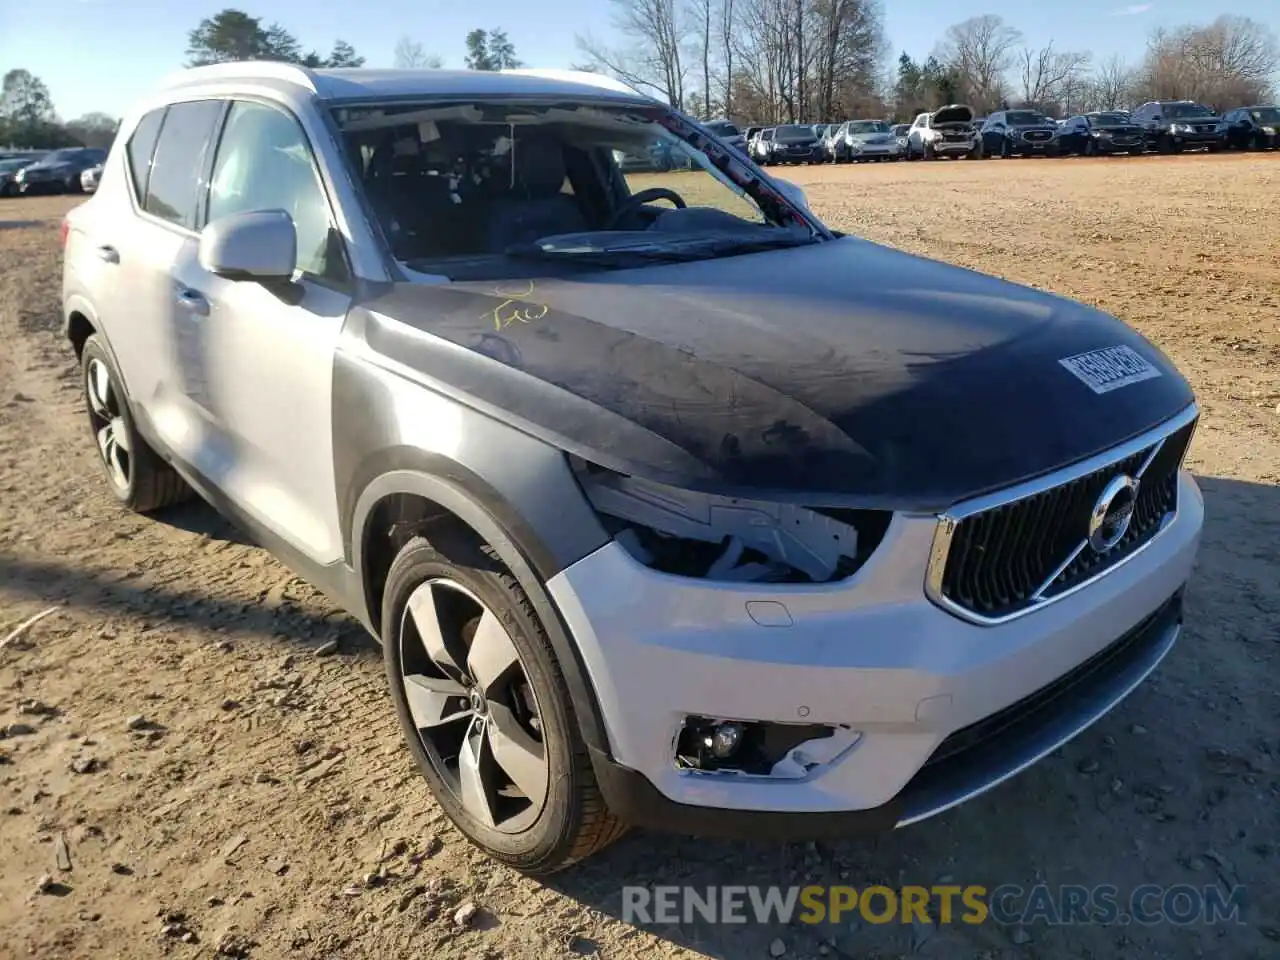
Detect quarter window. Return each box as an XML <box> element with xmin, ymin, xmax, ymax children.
<box><xmin>207</xmin><ymin>100</ymin><xmax>339</xmax><ymax>281</ymax></box>
<box><xmin>144</xmin><ymin>99</ymin><xmax>224</xmax><ymax>229</ymax></box>
<box><xmin>125</xmin><ymin>108</ymin><xmax>166</xmax><ymax>202</ymax></box>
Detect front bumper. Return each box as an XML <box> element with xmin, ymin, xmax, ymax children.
<box><xmin>850</xmin><ymin>142</ymin><xmax>900</xmax><ymax>158</ymax></box>
<box><xmin>931</xmin><ymin>138</ymin><xmax>977</xmax><ymax>154</ymax></box>
<box><xmin>1095</xmin><ymin>136</ymin><xmax>1145</xmax><ymax>152</ymax></box>
<box><xmin>1165</xmin><ymin>131</ymin><xmax>1224</xmax><ymax>147</ymax></box>
<box><xmin>548</xmin><ymin>471</ymin><xmax>1203</xmax><ymax>836</ymax></box>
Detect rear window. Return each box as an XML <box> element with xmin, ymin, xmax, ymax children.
<box><xmin>706</xmin><ymin>121</ymin><xmax>740</xmax><ymax>136</ymax></box>
<box><xmin>775</xmin><ymin>125</ymin><xmax>813</xmax><ymax>140</ymax></box>
<box><xmin>144</xmin><ymin>99</ymin><xmax>224</xmax><ymax>229</ymax></box>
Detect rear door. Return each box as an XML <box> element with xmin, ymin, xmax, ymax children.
<box><xmin>97</xmin><ymin>99</ymin><xmax>226</xmax><ymax>440</ymax></box>
<box><xmin>169</xmin><ymin>97</ymin><xmax>353</xmax><ymax>564</ymax></box>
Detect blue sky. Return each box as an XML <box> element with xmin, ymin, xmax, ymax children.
<box><xmin>3</xmin><ymin>0</ymin><xmax>1276</xmax><ymax>119</ymax></box>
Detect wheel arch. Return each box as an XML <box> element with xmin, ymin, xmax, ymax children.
<box><xmin>63</xmin><ymin>294</ymin><xmax>100</xmax><ymax>358</ymax></box>
<box><xmin>349</xmin><ymin>459</ymin><xmax>614</xmax><ymax>758</ymax></box>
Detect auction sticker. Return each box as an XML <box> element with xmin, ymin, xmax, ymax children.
<box><xmin>1059</xmin><ymin>345</ymin><xmax>1162</xmax><ymax>394</ymax></box>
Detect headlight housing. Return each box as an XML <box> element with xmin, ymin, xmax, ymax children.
<box><xmin>569</xmin><ymin>457</ymin><xmax>892</xmax><ymax>584</ymax></box>
<box><xmin>1170</xmin><ymin>123</ymin><xmax>1192</xmax><ymax>134</ymax></box>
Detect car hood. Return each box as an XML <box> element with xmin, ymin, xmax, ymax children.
<box><xmin>931</xmin><ymin>104</ymin><xmax>974</xmax><ymax>125</ymax></box>
<box><xmin>352</xmin><ymin>237</ymin><xmax>1194</xmax><ymax>510</ymax></box>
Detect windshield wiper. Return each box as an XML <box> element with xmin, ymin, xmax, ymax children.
<box><xmin>506</xmin><ymin>233</ymin><xmax>819</xmax><ymax>265</ymax></box>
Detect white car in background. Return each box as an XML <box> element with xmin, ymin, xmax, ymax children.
<box><xmin>81</xmin><ymin>163</ymin><xmax>103</xmax><ymax>193</ymax></box>
<box><xmin>906</xmin><ymin>105</ymin><xmax>982</xmax><ymax>160</ymax></box>
<box><xmin>830</xmin><ymin>119</ymin><xmax>901</xmax><ymax>163</ymax></box>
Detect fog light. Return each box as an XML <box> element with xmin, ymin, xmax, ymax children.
<box><xmin>708</xmin><ymin>722</ymin><xmax>745</xmax><ymax>758</ymax></box>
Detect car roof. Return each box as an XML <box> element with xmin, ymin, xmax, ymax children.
<box><xmin>156</xmin><ymin>63</ymin><xmax>652</xmax><ymax>105</ymax></box>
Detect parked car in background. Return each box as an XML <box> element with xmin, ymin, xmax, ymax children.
<box><xmin>16</xmin><ymin>147</ymin><xmax>107</xmax><ymax>194</ymax></box>
<box><xmin>980</xmin><ymin>110</ymin><xmax>1059</xmax><ymax>158</ymax></box>
<box><xmin>703</xmin><ymin>119</ymin><xmax>748</xmax><ymax>155</ymax></box>
<box><xmin>829</xmin><ymin>119</ymin><xmax>900</xmax><ymax>162</ymax></box>
<box><xmin>1131</xmin><ymin>100</ymin><xmax>1224</xmax><ymax>153</ymax></box>
<box><xmin>743</xmin><ymin>125</ymin><xmax>762</xmax><ymax>143</ymax></box>
<box><xmin>748</xmin><ymin>126</ymin><xmax>774</xmax><ymax>163</ymax></box>
<box><xmin>63</xmin><ymin>62</ymin><xmax>1203</xmax><ymax>875</ymax></box>
<box><xmin>1217</xmin><ymin>105</ymin><xmax>1279</xmax><ymax>150</ymax></box>
<box><xmin>1057</xmin><ymin>112</ymin><xmax>1145</xmax><ymax>156</ymax></box>
<box><xmin>891</xmin><ymin>123</ymin><xmax>910</xmax><ymax>152</ymax></box>
<box><xmin>0</xmin><ymin>156</ymin><xmax>42</xmax><ymax>197</ymax></box>
<box><xmin>80</xmin><ymin>162</ymin><xmax>104</xmax><ymax>193</ymax></box>
<box><xmin>907</xmin><ymin>105</ymin><xmax>981</xmax><ymax>160</ymax></box>
<box><xmin>759</xmin><ymin>123</ymin><xmax>823</xmax><ymax>164</ymax></box>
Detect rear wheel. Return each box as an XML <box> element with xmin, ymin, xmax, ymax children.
<box><xmin>382</xmin><ymin>534</ymin><xmax>627</xmax><ymax>874</ymax></box>
<box><xmin>80</xmin><ymin>335</ymin><xmax>193</xmax><ymax>513</ymax></box>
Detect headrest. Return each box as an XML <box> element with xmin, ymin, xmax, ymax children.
<box><xmin>512</xmin><ymin>135</ymin><xmax>566</xmax><ymax>197</ymax></box>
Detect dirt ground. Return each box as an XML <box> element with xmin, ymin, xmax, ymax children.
<box><xmin>2</xmin><ymin>153</ymin><xmax>1278</xmax><ymax>960</ymax></box>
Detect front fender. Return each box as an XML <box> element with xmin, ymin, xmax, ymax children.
<box><xmin>347</xmin><ymin>462</ymin><xmax>614</xmax><ymax>758</ymax></box>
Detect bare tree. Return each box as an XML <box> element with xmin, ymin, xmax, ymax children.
<box><xmin>1135</xmin><ymin>16</ymin><xmax>1278</xmax><ymax>106</ymax></box>
<box><xmin>720</xmin><ymin>0</ymin><xmax>735</xmax><ymax>116</ymax></box>
<box><xmin>731</xmin><ymin>0</ymin><xmax>883</xmax><ymax>122</ymax></box>
<box><xmin>576</xmin><ymin>0</ymin><xmax>688</xmax><ymax>108</ymax></box>
<box><xmin>1018</xmin><ymin>41</ymin><xmax>1090</xmax><ymax>110</ymax></box>
<box><xmin>1089</xmin><ymin>53</ymin><xmax>1131</xmax><ymax>110</ymax></box>
<box><xmin>937</xmin><ymin>14</ymin><xmax>1021</xmax><ymax>112</ymax></box>
<box><xmin>394</xmin><ymin>36</ymin><xmax>442</xmax><ymax>69</ymax></box>
<box><xmin>691</xmin><ymin>0</ymin><xmax>713</xmax><ymax>117</ymax></box>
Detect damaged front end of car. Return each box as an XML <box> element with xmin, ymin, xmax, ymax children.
<box><xmin>569</xmin><ymin>456</ymin><xmax>892</xmax><ymax>585</ymax></box>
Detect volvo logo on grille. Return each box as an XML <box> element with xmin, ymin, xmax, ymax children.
<box><xmin>1088</xmin><ymin>475</ymin><xmax>1139</xmax><ymax>553</ymax></box>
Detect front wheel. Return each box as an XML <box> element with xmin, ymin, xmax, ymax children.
<box><xmin>80</xmin><ymin>335</ymin><xmax>192</xmax><ymax>512</ymax></box>
<box><xmin>382</xmin><ymin>534</ymin><xmax>627</xmax><ymax>874</ymax></box>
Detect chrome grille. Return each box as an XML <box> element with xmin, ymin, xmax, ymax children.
<box><xmin>1022</xmin><ymin>130</ymin><xmax>1052</xmax><ymax>142</ymax></box>
<box><xmin>927</xmin><ymin>410</ymin><xmax>1198</xmax><ymax>623</ymax></box>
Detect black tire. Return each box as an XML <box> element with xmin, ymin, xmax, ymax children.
<box><xmin>381</xmin><ymin>534</ymin><xmax>627</xmax><ymax>874</ymax></box>
<box><xmin>80</xmin><ymin>335</ymin><xmax>193</xmax><ymax>513</ymax></box>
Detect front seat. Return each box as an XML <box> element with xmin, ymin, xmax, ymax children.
<box><xmin>485</xmin><ymin>135</ymin><xmax>588</xmax><ymax>251</ymax></box>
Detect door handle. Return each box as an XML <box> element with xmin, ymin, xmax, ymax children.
<box><xmin>96</xmin><ymin>245</ymin><xmax>119</xmax><ymax>264</ymax></box>
<box><xmin>175</xmin><ymin>289</ymin><xmax>209</xmax><ymax>316</ymax></box>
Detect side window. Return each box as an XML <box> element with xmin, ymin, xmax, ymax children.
<box><xmin>145</xmin><ymin>100</ymin><xmax>225</xmax><ymax>229</ymax></box>
<box><xmin>207</xmin><ymin>100</ymin><xmax>341</xmax><ymax>282</ymax></box>
<box><xmin>125</xmin><ymin>107</ymin><xmax>166</xmax><ymax>201</ymax></box>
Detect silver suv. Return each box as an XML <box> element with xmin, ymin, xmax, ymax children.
<box><xmin>62</xmin><ymin>64</ymin><xmax>1203</xmax><ymax>874</ymax></box>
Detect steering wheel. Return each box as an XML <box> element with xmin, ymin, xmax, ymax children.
<box><xmin>606</xmin><ymin>187</ymin><xmax>687</xmax><ymax>229</ymax></box>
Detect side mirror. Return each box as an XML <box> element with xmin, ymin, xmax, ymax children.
<box><xmin>198</xmin><ymin>209</ymin><xmax>297</xmax><ymax>283</ymax></box>
<box><xmin>773</xmin><ymin>178</ymin><xmax>810</xmax><ymax>211</ymax></box>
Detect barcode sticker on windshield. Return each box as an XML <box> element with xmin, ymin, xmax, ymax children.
<box><xmin>1059</xmin><ymin>345</ymin><xmax>1162</xmax><ymax>395</ymax></box>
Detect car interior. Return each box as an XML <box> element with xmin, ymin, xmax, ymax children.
<box><xmin>331</xmin><ymin>101</ymin><xmax>771</xmax><ymax>268</ymax></box>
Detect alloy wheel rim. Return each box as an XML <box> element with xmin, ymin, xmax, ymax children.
<box><xmin>85</xmin><ymin>358</ymin><xmax>131</xmax><ymax>491</ymax></box>
<box><xmin>398</xmin><ymin>578</ymin><xmax>549</xmax><ymax>834</ymax></box>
